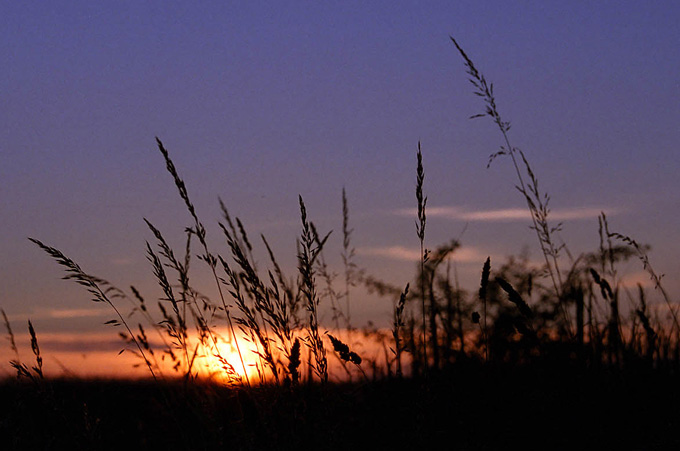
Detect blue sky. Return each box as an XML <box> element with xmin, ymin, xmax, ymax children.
<box><xmin>1</xmin><ymin>1</ymin><xmax>679</xmax><ymax>372</ymax></box>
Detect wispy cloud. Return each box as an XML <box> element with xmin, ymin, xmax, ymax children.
<box><xmin>357</xmin><ymin>245</ymin><xmax>487</xmax><ymax>263</ymax></box>
<box><xmin>394</xmin><ymin>206</ymin><xmax>620</xmax><ymax>222</ymax></box>
<box><xmin>4</xmin><ymin>308</ymin><xmax>109</xmax><ymax>322</ymax></box>
<box><xmin>48</xmin><ymin>308</ymin><xmax>108</xmax><ymax>319</ymax></box>
<box><xmin>617</xmin><ymin>271</ymin><xmax>655</xmax><ymax>289</ymax></box>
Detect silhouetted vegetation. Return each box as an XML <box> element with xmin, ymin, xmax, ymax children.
<box><xmin>3</xmin><ymin>38</ymin><xmax>680</xmax><ymax>449</ymax></box>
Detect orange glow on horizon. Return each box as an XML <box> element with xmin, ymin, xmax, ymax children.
<box><xmin>0</xmin><ymin>328</ymin><xmax>398</xmax><ymax>383</ymax></box>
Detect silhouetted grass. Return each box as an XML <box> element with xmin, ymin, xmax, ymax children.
<box><xmin>3</xmin><ymin>37</ymin><xmax>680</xmax><ymax>449</ymax></box>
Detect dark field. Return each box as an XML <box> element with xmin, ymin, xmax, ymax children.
<box><xmin>3</xmin><ymin>363</ymin><xmax>680</xmax><ymax>450</ymax></box>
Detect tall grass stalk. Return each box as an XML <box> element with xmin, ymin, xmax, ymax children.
<box><xmin>450</xmin><ymin>38</ymin><xmax>572</xmax><ymax>335</ymax></box>
<box><xmin>392</xmin><ymin>284</ymin><xmax>409</xmax><ymax>377</ymax></box>
<box><xmin>415</xmin><ymin>142</ymin><xmax>428</xmax><ymax>368</ymax></box>
<box><xmin>218</xmin><ymin>211</ymin><xmax>280</xmax><ymax>383</ymax></box>
<box><xmin>341</xmin><ymin>187</ymin><xmax>356</xmax><ymax>333</ymax></box>
<box><xmin>479</xmin><ymin>257</ymin><xmax>491</xmax><ymax>362</ymax></box>
<box><xmin>1</xmin><ymin>309</ymin><xmax>19</xmax><ymax>364</ymax></box>
<box><xmin>261</xmin><ymin>233</ymin><xmax>301</xmax><ymax>344</ymax></box>
<box><xmin>154</xmin><ymin>138</ymin><xmax>250</xmax><ymax>386</ymax></box>
<box><xmin>142</xmin><ymin>219</ymin><xmax>208</xmax><ymax>380</ymax></box>
<box><xmin>423</xmin><ymin>240</ymin><xmax>459</xmax><ymax>368</ymax></box>
<box><xmin>27</xmin><ymin>320</ymin><xmax>43</xmax><ymax>379</ymax></box>
<box><xmin>298</xmin><ymin>195</ymin><xmax>330</xmax><ymax>382</ymax></box>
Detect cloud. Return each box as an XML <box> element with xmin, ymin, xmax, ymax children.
<box><xmin>394</xmin><ymin>206</ymin><xmax>619</xmax><ymax>222</ymax></box>
<box><xmin>358</xmin><ymin>246</ymin><xmax>420</xmax><ymax>261</ymax></box>
<box><xmin>47</xmin><ymin>308</ymin><xmax>108</xmax><ymax>319</ymax></box>
<box><xmin>357</xmin><ymin>245</ymin><xmax>487</xmax><ymax>263</ymax></box>
<box><xmin>41</xmin><ymin>337</ymin><xmax>127</xmax><ymax>353</ymax></box>
<box><xmin>617</xmin><ymin>271</ymin><xmax>655</xmax><ymax>289</ymax></box>
<box><xmin>3</xmin><ymin>330</ymin><xmax>124</xmax><ymax>349</ymax></box>
<box><xmin>4</xmin><ymin>308</ymin><xmax>110</xmax><ymax>322</ymax></box>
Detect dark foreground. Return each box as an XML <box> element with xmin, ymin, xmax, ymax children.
<box><xmin>2</xmin><ymin>363</ymin><xmax>679</xmax><ymax>450</ymax></box>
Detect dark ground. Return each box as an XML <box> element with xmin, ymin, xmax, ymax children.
<box><xmin>2</xmin><ymin>363</ymin><xmax>680</xmax><ymax>450</ymax></box>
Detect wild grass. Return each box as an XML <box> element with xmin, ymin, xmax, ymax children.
<box><xmin>12</xmin><ymin>38</ymin><xmax>677</xmax><ymax>380</ymax></box>
<box><xmin>3</xmin><ymin>37</ymin><xmax>680</xmax><ymax>449</ymax></box>
<box><xmin>415</xmin><ymin>141</ymin><xmax>428</xmax><ymax>370</ymax></box>
<box><xmin>2</xmin><ymin>312</ymin><xmax>44</xmax><ymax>383</ymax></box>
<box><xmin>392</xmin><ymin>283</ymin><xmax>409</xmax><ymax>377</ymax></box>
<box><xmin>450</xmin><ymin>37</ymin><xmax>571</xmax><ymax>332</ymax></box>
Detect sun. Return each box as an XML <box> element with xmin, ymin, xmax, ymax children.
<box><xmin>197</xmin><ymin>338</ymin><xmax>263</xmax><ymax>384</ymax></box>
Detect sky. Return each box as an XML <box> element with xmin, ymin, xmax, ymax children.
<box><xmin>2</xmin><ymin>1</ymin><xmax>679</xmax><ymax>377</ymax></box>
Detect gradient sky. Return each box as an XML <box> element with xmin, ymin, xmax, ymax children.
<box><xmin>2</xmin><ymin>1</ymin><xmax>679</xmax><ymax>376</ymax></box>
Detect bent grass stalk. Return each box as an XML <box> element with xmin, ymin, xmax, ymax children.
<box><xmin>154</xmin><ymin>138</ymin><xmax>251</xmax><ymax>386</ymax></box>
<box><xmin>610</xmin><ymin>231</ymin><xmax>680</xmax><ymax>332</ymax></box>
<box><xmin>29</xmin><ymin>238</ymin><xmax>158</xmax><ymax>381</ymax></box>
<box><xmin>451</xmin><ymin>37</ymin><xmax>572</xmax><ymax>336</ymax></box>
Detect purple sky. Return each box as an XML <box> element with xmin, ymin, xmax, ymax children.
<box><xmin>2</xmin><ymin>1</ymin><xmax>679</xmax><ymax>374</ymax></box>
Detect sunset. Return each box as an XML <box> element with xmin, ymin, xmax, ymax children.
<box><xmin>2</xmin><ymin>1</ymin><xmax>680</xmax><ymax>448</ymax></box>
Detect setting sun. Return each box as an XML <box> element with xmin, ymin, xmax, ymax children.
<box><xmin>195</xmin><ymin>335</ymin><xmax>264</xmax><ymax>385</ymax></box>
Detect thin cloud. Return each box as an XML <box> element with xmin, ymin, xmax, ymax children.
<box><xmin>394</xmin><ymin>206</ymin><xmax>620</xmax><ymax>222</ymax></box>
<box><xmin>3</xmin><ymin>331</ymin><xmax>156</xmax><ymax>353</ymax></box>
<box><xmin>358</xmin><ymin>245</ymin><xmax>487</xmax><ymax>263</ymax></box>
<box><xmin>617</xmin><ymin>271</ymin><xmax>655</xmax><ymax>289</ymax></box>
<box><xmin>48</xmin><ymin>308</ymin><xmax>108</xmax><ymax>319</ymax></box>
<box><xmin>41</xmin><ymin>338</ymin><xmax>127</xmax><ymax>353</ymax></box>
<box><xmin>4</xmin><ymin>308</ymin><xmax>109</xmax><ymax>322</ymax></box>
<box><xmin>358</xmin><ymin>246</ymin><xmax>420</xmax><ymax>261</ymax></box>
